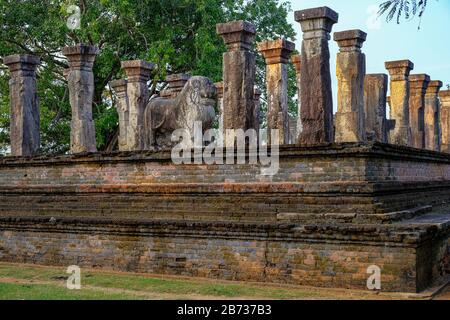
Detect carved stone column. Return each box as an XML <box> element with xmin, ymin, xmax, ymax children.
<box><xmin>364</xmin><ymin>74</ymin><xmax>388</xmax><ymax>143</ymax></box>
<box><xmin>215</xmin><ymin>81</ymin><xmax>224</xmax><ymax>136</ymax></box>
<box><xmin>253</xmin><ymin>87</ymin><xmax>262</xmax><ymax>132</ymax></box>
<box><xmin>3</xmin><ymin>54</ymin><xmax>41</xmax><ymax>156</ymax></box>
<box><xmin>295</xmin><ymin>7</ymin><xmax>338</xmax><ymax>145</ymax></box>
<box><xmin>110</xmin><ymin>79</ymin><xmax>129</xmax><ymax>151</ymax></box>
<box><xmin>385</xmin><ymin>96</ymin><xmax>396</xmax><ymax>143</ymax></box>
<box><xmin>161</xmin><ymin>74</ymin><xmax>190</xmax><ymax>99</ymax></box>
<box><xmin>424</xmin><ymin>80</ymin><xmax>442</xmax><ymax>151</ymax></box>
<box><xmin>289</xmin><ymin>116</ymin><xmax>298</xmax><ymax>144</ymax></box>
<box><xmin>439</xmin><ymin>90</ymin><xmax>450</xmax><ymax>153</ymax></box>
<box><xmin>409</xmin><ymin>74</ymin><xmax>430</xmax><ymax>149</ymax></box>
<box><xmin>258</xmin><ymin>39</ymin><xmax>295</xmax><ymax>144</ymax></box>
<box><xmin>385</xmin><ymin>60</ymin><xmax>414</xmax><ymax>146</ymax></box>
<box><xmin>62</xmin><ymin>45</ymin><xmax>99</xmax><ymax>153</ymax></box>
<box><xmin>291</xmin><ymin>54</ymin><xmax>302</xmax><ymax>139</ymax></box>
<box><xmin>216</xmin><ymin>20</ymin><xmax>256</xmax><ymax>146</ymax></box>
<box><xmin>334</xmin><ymin>30</ymin><xmax>367</xmax><ymax>143</ymax></box>
<box><xmin>121</xmin><ymin>60</ymin><xmax>154</xmax><ymax>151</ymax></box>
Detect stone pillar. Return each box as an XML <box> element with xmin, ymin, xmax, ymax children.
<box><xmin>215</xmin><ymin>82</ymin><xmax>224</xmax><ymax>136</ymax></box>
<box><xmin>409</xmin><ymin>74</ymin><xmax>430</xmax><ymax>149</ymax></box>
<box><xmin>121</xmin><ymin>60</ymin><xmax>154</xmax><ymax>151</ymax></box>
<box><xmin>291</xmin><ymin>54</ymin><xmax>302</xmax><ymax>139</ymax></box>
<box><xmin>424</xmin><ymin>80</ymin><xmax>443</xmax><ymax>151</ymax></box>
<box><xmin>295</xmin><ymin>7</ymin><xmax>338</xmax><ymax>145</ymax></box>
<box><xmin>253</xmin><ymin>88</ymin><xmax>261</xmax><ymax>132</ymax></box>
<box><xmin>364</xmin><ymin>74</ymin><xmax>388</xmax><ymax>143</ymax></box>
<box><xmin>110</xmin><ymin>79</ymin><xmax>129</xmax><ymax>151</ymax></box>
<box><xmin>3</xmin><ymin>54</ymin><xmax>41</xmax><ymax>156</ymax></box>
<box><xmin>439</xmin><ymin>90</ymin><xmax>450</xmax><ymax>153</ymax></box>
<box><xmin>62</xmin><ymin>45</ymin><xmax>99</xmax><ymax>154</ymax></box>
<box><xmin>385</xmin><ymin>96</ymin><xmax>396</xmax><ymax>143</ymax></box>
<box><xmin>385</xmin><ymin>60</ymin><xmax>414</xmax><ymax>146</ymax></box>
<box><xmin>216</xmin><ymin>20</ymin><xmax>256</xmax><ymax>146</ymax></box>
<box><xmin>334</xmin><ymin>30</ymin><xmax>367</xmax><ymax>143</ymax></box>
<box><xmin>289</xmin><ymin>116</ymin><xmax>298</xmax><ymax>144</ymax></box>
<box><xmin>257</xmin><ymin>39</ymin><xmax>295</xmax><ymax>144</ymax></box>
<box><xmin>161</xmin><ymin>73</ymin><xmax>190</xmax><ymax>99</ymax></box>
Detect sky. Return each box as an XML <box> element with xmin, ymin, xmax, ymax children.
<box><xmin>288</xmin><ymin>0</ymin><xmax>450</xmax><ymax>112</ymax></box>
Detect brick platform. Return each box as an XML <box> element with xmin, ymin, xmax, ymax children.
<box><xmin>0</xmin><ymin>142</ymin><xmax>449</xmax><ymax>292</ymax></box>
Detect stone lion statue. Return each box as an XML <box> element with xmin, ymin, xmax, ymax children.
<box><xmin>144</xmin><ymin>76</ymin><xmax>217</xmax><ymax>150</ymax></box>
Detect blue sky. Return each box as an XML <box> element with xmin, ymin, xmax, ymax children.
<box><xmin>288</xmin><ymin>0</ymin><xmax>450</xmax><ymax>111</ymax></box>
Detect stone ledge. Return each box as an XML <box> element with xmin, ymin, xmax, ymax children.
<box><xmin>0</xmin><ymin>181</ymin><xmax>449</xmax><ymax>195</ymax></box>
<box><xmin>294</xmin><ymin>7</ymin><xmax>339</xmax><ymax>23</ymax></box>
<box><xmin>1</xmin><ymin>142</ymin><xmax>450</xmax><ymax>166</ymax></box>
<box><xmin>0</xmin><ymin>215</ymin><xmax>447</xmax><ymax>246</ymax></box>
<box><xmin>385</xmin><ymin>60</ymin><xmax>414</xmax><ymax>70</ymax></box>
<box><xmin>3</xmin><ymin>54</ymin><xmax>40</xmax><ymax>66</ymax></box>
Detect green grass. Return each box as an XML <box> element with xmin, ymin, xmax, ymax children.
<box><xmin>0</xmin><ymin>282</ymin><xmax>143</xmax><ymax>300</ymax></box>
<box><xmin>0</xmin><ymin>263</ymin><xmax>323</xmax><ymax>300</ymax></box>
<box><xmin>0</xmin><ymin>262</ymin><xmax>425</xmax><ymax>300</ymax></box>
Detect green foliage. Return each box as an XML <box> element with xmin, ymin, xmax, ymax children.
<box><xmin>378</xmin><ymin>0</ymin><xmax>431</xmax><ymax>24</ymax></box>
<box><xmin>0</xmin><ymin>0</ymin><xmax>296</xmax><ymax>155</ymax></box>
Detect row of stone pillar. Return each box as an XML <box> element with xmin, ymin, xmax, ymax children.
<box><xmin>110</xmin><ymin>60</ymin><xmax>154</xmax><ymax>151</ymax></box>
<box><xmin>2</xmin><ymin>45</ymin><xmax>159</xmax><ymax>155</ymax></box>
<box><xmin>3</xmin><ymin>45</ymin><xmax>101</xmax><ymax>156</ymax></box>
<box><xmin>370</xmin><ymin>62</ymin><xmax>445</xmax><ymax>152</ymax></box>
<box><xmin>2</xmin><ymin>6</ymin><xmax>449</xmax><ymax>156</ymax></box>
<box><xmin>215</xmin><ymin>7</ymin><xmax>338</xmax><ymax>146</ymax></box>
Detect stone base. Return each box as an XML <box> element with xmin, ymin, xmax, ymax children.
<box><xmin>390</xmin><ymin>126</ymin><xmax>412</xmax><ymax>146</ymax></box>
<box><xmin>0</xmin><ymin>215</ymin><xmax>448</xmax><ymax>293</ymax></box>
<box><xmin>0</xmin><ymin>143</ymin><xmax>449</xmax><ymax>293</ymax></box>
<box><xmin>335</xmin><ymin>112</ymin><xmax>364</xmax><ymax>143</ymax></box>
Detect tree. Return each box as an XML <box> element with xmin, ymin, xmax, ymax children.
<box><xmin>0</xmin><ymin>0</ymin><xmax>296</xmax><ymax>155</ymax></box>
<box><xmin>378</xmin><ymin>0</ymin><xmax>431</xmax><ymax>24</ymax></box>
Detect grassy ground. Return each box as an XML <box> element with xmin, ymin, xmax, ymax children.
<box><xmin>0</xmin><ymin>262</ymin><xmax>447</xmax><ymax>300</ymax></box>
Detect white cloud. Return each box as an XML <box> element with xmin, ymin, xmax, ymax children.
<box><xmin>366</xmin><ymin>4</ymin><xmax>382</xmax><ymax>31</ymax></box>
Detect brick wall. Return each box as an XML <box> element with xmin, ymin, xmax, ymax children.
<box><xmin>0</xmin><ymin>142</ymin><xmax>449</xmax><ymax>223</ymax></box>
<box><xmin>0</xmin><ymin>142</ymin><xmax>449</xmax><ymax>292</ymax></box>
<box><xmin>0</xmin><ymin>217</ymin><xmax>447</xmax><ymax>292</ymax></box>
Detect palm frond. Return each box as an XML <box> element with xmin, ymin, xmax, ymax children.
<box><xmin>378</xmin><ymin>0</ymin><xmax>431</xmax><ymax>24</ymax></box>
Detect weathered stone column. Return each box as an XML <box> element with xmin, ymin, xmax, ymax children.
<box><xmin>291</xmin><ymin>54</ymin><xmax>302</xmax><ymax>138</ymax></box>
<box><xmin>385</xmin><ymin>60</ymin><xmax>414</xmax><ymax>146</ymax></box>
<box><xmin>121</xmin><ymin>60</ymin><xmax>154</xmax><ymax>151</ymax></box>
<box><xmin>110</xmin><ymin>79</ymin><xmax>129</xmax><ymax>151</ymax></box>
<box><xmin>289</xmin><ymin>115</ymin><xmax>298</xmax><ymax>144</ymax></box>
<box><xmin>253</xmin><ymin>88</ymin><xmax>261</xmax><ymax>132</ymax></box>
<box><xmin>257</xmin><ymin>39</ymin><xmax>295</xmax><ymax>144</ymax></box>
<box><xmin>216</xmin><ymin>21</ymin><xmax>256</xmax><ymax>145</ymax></box>
<box><xmin>439</xmin><ymin>90</ymin><xmax>450</xmax><ymax>153</ymax></box>
<box><xmin>424</xmin><ymin>80</ymin><xmax>442</xmax><ymax>151</ymax></box>
<box><xmin>3</xmin><ymin>54</ymin><xmax>41</xmax><ymax>156</ymax></box>
<box><xmin>295</xmin><ymin>7</ymin><xmax>338</xmax><ymax>144</ymax></box>
<box><xmin>385</xmin><ymin>96</ymin><xmax>396</xmax><ymax>143</ymax></box>
<box><xmin>334</xmin><ymin>30</ymin><xmax>367</xmax><ymax>143</ymax></box>
<box><xmin>161</xmin><ymin>73</ymin><xmax>190</xmax><ymax>99</ymax></box>
<box><xmin>409</xmin><ymin>74</ymin><xmax>430</xmax><ymax>149</ymax></box>
<box><xmin>62</xmin><ymin>45</ymin><xmax>99</xmax><ymax>153</ymax></box>
<box><xmin>215</xmin><ymin>81</ymin><xmax>224</xmax><ymax>136</ymax></box>
<box><xmin>364</xmin><ymin>74</ymin><xmax>388</xmax><ymax>142</ymax></box>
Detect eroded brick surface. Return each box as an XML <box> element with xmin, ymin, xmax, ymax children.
<box><xmin>0</xmin><ymin>217</ymin><xmax>447</xmax><ymax>292</ymax></box>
